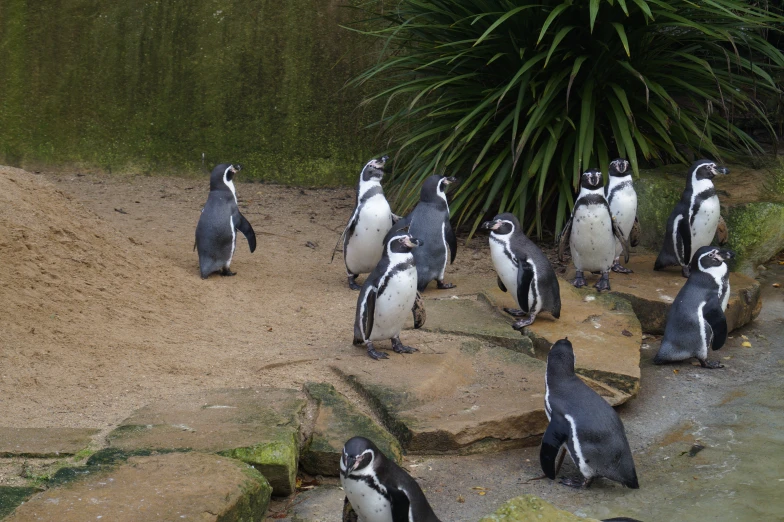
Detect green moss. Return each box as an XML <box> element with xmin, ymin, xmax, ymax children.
<box><xmin>479</xmin><ymin>495</ymin><xmax>600</xmax><ymax>522</ymax></box>
<box><xmin>0</xmin><ymin>487</ymin><xmax>37</xmax><ymax>518</ymax></box>
<box><xmin>634</xmin><ymin>168</ymin><xmax>686</xmax><ymax>251</ymax></box>
<box><xmin>725</xmin><ymin>202</ymin><xmax>784</xmax><ymax>275</ymax></box>
<box><xmin>220</xmin><ymin>465</ymin><xmax>272</xmax><ymax>521</ymax></box>
<box><xmin>219</xmin><ymin>437</ymin><xmax>298</xmax><ymax>497</ymax></box>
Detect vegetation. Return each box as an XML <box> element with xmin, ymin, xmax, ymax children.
<box><xmin>351</xmin><ymin>0</ymin><xmax>784</xmax><ymax>236</ymax></box>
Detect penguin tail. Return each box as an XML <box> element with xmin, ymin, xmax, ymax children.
<box><xmin>193</xmin><ymin>240</ymin><xmax>197</xmax><ymax>252</ymax></box>
<box><xmin>652</xmin><ymin>351</ymin><xmax>668</xmax><ymax>365</ymax></box>
<box><xmin>624</xmin><ymin>472</ymin><xmax>640</xmax><ymax>489</ymax></box>
<box><xmin>551</xmin><ymin>297</ymin><xmax>562</xmax><ymax>319</ymax></box>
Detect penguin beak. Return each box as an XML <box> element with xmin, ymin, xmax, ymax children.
<box><xmin>380</xmin><ymin>155</ymin><xmax>389</xmax><ymax>163</ymax></box>
<box><xmin>443</xmin><ymin>176</ymin><xmax>458</xmax><ymax>185</ymax></box>
<box><xmin>716</xmin><ymin>166</ymin><xmax>729</xmax><ymax>175</ymax></box>
<box><xmin>232</xmin><ymin>164</ymin><xmax>242</xmax><ymax>172</ymax></box>
<box><xmin>480</xmin><ymin>220</ymin><xmax>499</xmax><ymax>231</ymax></box>
<box><xmin>719</xmin><ymin>249</ymin><xmax>735</xmax><ymax>261</ymax></box>
<box><xmin>404</xmin><ymin>236</ymin><xmax>423</xmax><ymax>248</ymax></box>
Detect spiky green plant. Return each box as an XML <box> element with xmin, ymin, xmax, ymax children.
<box><xmin>350</xmin><ymin>0</ymin><xmax>784</xmax><ymax>237</ymax></box>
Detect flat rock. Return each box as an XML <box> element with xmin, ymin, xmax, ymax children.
<box><xmin>106</xmin><ymin>388</ymin><xmax>305</xmax><ymax>496</ymax></box>
<box><xmin>4</xmin><ymin>452</ymin><xmax>271</xmax><ymax>521</ymax></box>
<box><xmin>285</xmin><ymin>485</ymin><xmax>346</xmax><ymax>522</ymax></box>
<box><xmin>301</xmin><ymin>382</ymin><xmax>402</xmax><ymax>477</ymax></box>
<box><xmin>479</xmin><ymin>495</ymin><xmax>600</xmax><ymax>522</ymax></box>
<box><xmin>596</xmin><ymin>254</ymin><xmax>762</xmax><ymax>335</ymax></box>
<box><xmin>0</xmin><ymin>427</ymin><xmax>98</xmax><ymax>457</ymax></box>
<box><xmin>333</xmin><ymin>339</ymin><xmax>550</xmax><ymax>454</ymax></box>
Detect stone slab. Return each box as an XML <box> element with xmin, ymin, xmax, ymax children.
<box><xmin>4</xmin><ymin>452</ymin><xmax>271</xmax><ymax>521</ymax></box>
<box><xmin>0</xmin><ymin>428</ymin><xmax>98</xmax><ymax>458</ymax></box>
<box><xmin>333</xmin><ymin>340</ymin><xmax>550</xmax><ymax>454</ymax></box>
<box><xmin>301</xmin><ymin>382</ymin><xmax>402</xmax><ymax>477</ymax></box>
<box><xmin>285</xmin><ymin>485</ymin><xmax>346</xmax><ymax>522</ymax></box>
<box><xmin>595</xmin><ymin>254</ymin><xmax>762</xmax><ymax>335</ymax></box>
<box><xmin>106</xmin><ymin>387</ymin><xmax>305</xmax><ymax>496</ymax></box>
<box><xmin>479</xmin><ymin>495</ymin><xmax>600</xmax><ymax>522</ymax></box>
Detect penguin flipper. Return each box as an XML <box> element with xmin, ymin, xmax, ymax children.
<box><xmin>235</xmin><ymin>212</ymin><xmax>257</xmax><ymax>253</ymax></box>
<box><xmin>516</xmin><ymin>258</ymin><xmax>533</xmax><ymax>314</ymax></box>
<box><xmin>445</xmin><ymin>222</ymin><xmax>457</xmax><ymax>264</ymax></box>
<box><xmin>355</xmin><ymin>287</ymin><xmax>377</xmax><ymax>343</ymax></box>
<box><xmin>677</xmin><ymin>215</ymin><xmax>692</xmax><ymax>266</ymax></box>
<box><xmin>629</xmin><ymin>216</ymin><xmax>641</xmax><ymax>247</ymax></box>
<box><xmin>388</xmin><ymin>486</ymin><xmax>412</xmax><ymax>522</ymax></box>
<box><xmin>497</xmin><ymin>276</ymin><xmax>507</xmax><ymax>293</ymax></box>
<box><xmin>611</xmin><ymin>217</ymin><xmax>630</xmax><ymax>264</ymax></box>
<box><xmin>540</xmin><ymin>415</ymin><xmax>570</xmax><ymax>480</ymax></box>
<box><xmin>557</xmin><ymin>218</ymin><xmax>572</xmax><ymax>262</ymax></box>
<box><xmin>704</xmin><ymin>299</ymin><xmax>728</xmax><ymax>350</ymax></box>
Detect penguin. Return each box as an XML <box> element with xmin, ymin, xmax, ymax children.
<box><xmin>194</xmin><ymin>163</ymin><xmax>256</xmax><ymax>279</ymax></box>
<box><xmin>653</xmin><ymin>246</ymin><xmax>734</xmax><ymax>369</ymax></box>
<box><xmin>654</xmin><ymin>160</ymin><xmax>729</xmax><ymax>277</ymax></box>
<box><xmin>605</xmin><ymin>158</ymin><xmax>639</xmax><ymax>273</ymax></box>
<box><xmin>558</xmin><ymin>169</ymin><xmax>629</xmax><ymax>291</ymax></box>
<box><xmin>480</xmin><ymin>213</ymin><xmax>561</xmax><ymax>329</ymax></box>
<box><xmin>353</xmin><ymin>232</ymin><xmax>423</xmax><ymax>360</ymax></box>
<box><xmin>392</xmin><ymin>175</ymin><xmax>457</xmax><ymax>291</ymax></box>
<box><xmin>541</xmin><ymin>338</ymin><xmax>639</xmax><ymax>489</ymax></box>
<box><xmin>336</xmin><ymin>156</ymin><xmax>395</xmax><ymax>290</ymax></box>
<box><xmin>340</xmin><ymin>436</ymin><xmax>441</xmax><ymax>522</ymax></box>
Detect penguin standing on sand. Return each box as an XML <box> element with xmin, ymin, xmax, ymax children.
<box><xmin>336</xmin><ymin>156</ymin><xmax>395</xmax><ymax>290</ymax></box>
<box><xmin>605</xmin><ymin>158</ymin><xmax>639</xmax><ymax>273</ymax></box>
<box><xmin>558</xmin><ymin>169</ymin><xmax>629</xmax><ymax>291</ymax></box>
<box><xmin>654</xmin><ymin>246</ymin><xmax>734</xmax><ymax>369</ymax></box>
<box><xmin>194</xmin><ymin>163</ymin><xmax>256</xmax><ymax>279</ymax></box>
<box><xmin>341</xmin><ymin>436</ymin><xmax>441</xmax><ymax>522</ymax></box>
<box><xmin>481</xmin><ymin>213</ymin><xmax>561</xmax><ymax>329</ymax></box>
<box><xmin>541</xmin><ymin>338</ymin><xmax>639</xmax><ymax>489</ymax></box>
<box><xmin>393</xmin><ymin>175</ymin><xmax>457</xmax><ymax>291</ymax></box>
<box><xmin>654</xmin><ymin>160</ymin><xmax>729</xmax><ymax>277</ymax></box>
<box><xmin>353</xmin><ymin>232</ymin><xmax>424</xmax><ymax>360</ymax></box>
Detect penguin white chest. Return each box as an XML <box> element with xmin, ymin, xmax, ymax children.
<box><xmin>570</xmin><ymin>205</ymin><xmax>614</xmax><ymax>272</ymax></box>
<box><xmin>341</xmin><ymin>476</ymin><xmax>394</xmax><ymax>522</ymax></box>
<box><xmin>489</xmin><ymin>237</ymin><xmax>518</xmax><ymax>302</ymax></box>
<box><xmin>370</xmin><ymin>266</ymin><xmax>418</xmax><ymax>341</ymax></box>
<box><xmin>690</xmin><ymin>195</ymin><xmax>720</xmax><ymax>253</ymax></box>
<box><xmin>609</xmin><ymin>188</ymin><xmax>637</xmax><ymax>240</ymax></box>
<box><xmin>346</xmin><ymin>195</ymin><xmax>393</xmax><ymax>274</ymax></box>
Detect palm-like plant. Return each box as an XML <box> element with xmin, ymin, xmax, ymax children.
<box><xmin>350</xmin><ymin>0</ymin><xmax>784</xmax><ymax>237</ymax></box>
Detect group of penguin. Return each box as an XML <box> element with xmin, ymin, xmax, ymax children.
<box><xmin>192</xmin><ymin>156</ymin><xmax>735</xmax><ymax>521</ymax></box>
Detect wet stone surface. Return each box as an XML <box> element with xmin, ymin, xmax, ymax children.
<box><xmin>0</xmin><ymin>428</ymin><xmax>98</xmax><ymax>458</ymax></box>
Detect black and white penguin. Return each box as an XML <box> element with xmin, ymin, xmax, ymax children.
<box><xmin>558</xmin><ymin>169</ymin><xmax>628</xmax><ymax>291</ymax></box>
<box><xmin>541</xmin><ymin>338</ymin><xmax>639</xmax><ymax>489</ymax></box>
<box><xmin>340</xmin><ymin>436</ymin><xmax>441</xmax><ymax>522</ymax></box>
<box><xmin>654</xmin><ymin>160</ymin><xmax>729</xmax><ymax>277</ymax></box>
<box><xmin>194</xmin><ymin>163</ymin><xmax>256</xmax><ymax>279</ymax></box>
<box><xmin>654</xmin><ymin>246</ymin><xmax>734</xmax><ymax>369</ymax></box>
<box><xmin>605</xmin><ymin>158</ymin><xmax>639</xmax><ymax>273</ymax></box>
<box><xmin>353</xmin><ymin>232</ymin><xmax>423</xmax><ymax>360</ymax></box>
<box><xmin>337</xmin><ymin>156</ymin><xmax>395</xmax><ymax>290</ymax></box>
<box><xmin>393</xmin><ymin>175</ymin><xmax>457</xmax><ymax>291</ymax></box>
<box><xmin>481</xmin><ymin>213</ymin><xmax>561</xmax><ymax>329</ymax></box>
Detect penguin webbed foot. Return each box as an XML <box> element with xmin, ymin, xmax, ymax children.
<box><xmin>365</xmin><ymin>342</ymin><xmax>389</xmax><ymax>360</ymax></box>
<box><xmin>347</xmin><ymin>274</ymin><xmax>361</xmax><ymax>290</ymax></box>
<box><xmin>681</xmin><ymin>265</ymin><xmax>691</xmax><ymax>278</ymax></box>
<box><xmin>504</xmin><ymin>307</ymin><xmax>526</xmax><ymax>317</ymax></box>
<box><xmin>699</xmin><ymin>359</ymin><xmax>724</xmax><ymax>369</ymax></box>
<box><xmin>220</xmin><ymin>268</ymin><xmax>236</xmax><ymax>277</ymax></box>
<box><xmin>572</xmin><ymin>271</ymin><xmax>587</xmax><ymax>288</ymax></box>
<box><xmin>391</xmin><ymin>337</ymin><xmax>418</xmax><ymax>354</ymax></box>
<box><xmin>512</xmin><ymin>314</ymin><xmax>536</xmax><ymax>331</ymax></box>
<box><xmin>594</xmin><ymin>272</ymin><xmax>611</xmax><ymax>292</ymax></box>
<box><xmin>560</xmin><ymin>476</ymin><xmax>593</xmax><ymax>489</ymax></box>
<box><xmin>436</xmin><ymin>280</ymin><xmax>456</xmax><ymax>290</ymax></box>
<box><xmin>611</xmin><ymin>262</ymin><xmax>633</xmax><ymax>274</ymax></box>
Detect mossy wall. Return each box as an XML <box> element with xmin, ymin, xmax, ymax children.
<box><xmin>0</xmin><ymin>0</ymin><xmax>376</xmax><ymax>184</ymax></box>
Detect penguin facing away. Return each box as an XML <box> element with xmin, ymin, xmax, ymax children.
<box><xmin>336</xmin><ymin>156</ymin><xmax>395</xmax><ymax>290</ymax></box>
<box><xmin>541</xmin><ymin>338</ymin><xmax>639</xmax><ymax>489</ymax></box>
<box><xmin>558</xmin><ymin>169</ymin><xmax>629</xmax><ymax>291</ymax></box>
<box><xmin>654</xmin><ymin>160</ymin><xmax>729</xmax><ymax>278</ymax></box>
<box><xmin>194</xmin><ymin>163</ymin><xmax>256</xmax><ymax>279</ymax></box>
<box><xmin>481</xmin><ymin>213</ymin><xmax>561</xmax><ymax>329</ymax></box>
<box><xmin>605</xmin><ymin>158</ymin><xmax>639</xmax><ymax>273</ymax></box>
<box><xmin>393</xmin><ymin>175</ymin><xmax>458</xmax><ymax>291</ymax></box>
<box><xmin>654</xmin><ymin>246</ymin><xmax>734</xmax><ymax>369</ymax></box>
<box><xmin>353</xmin><ymin>232</ymin><xmax>423</xmax><ymax>360</ymax></box>
<box><xmin>340</xmin><ymin>436</ymin><xmax>442</xmax><ymax>522</ymax></box>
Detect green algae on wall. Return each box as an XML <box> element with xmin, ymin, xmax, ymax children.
<box><xmin>0</xmin><ymin>0</ymin><xmax>376</xmax><ymax>184</ymax></box>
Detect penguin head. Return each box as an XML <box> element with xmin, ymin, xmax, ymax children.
<box><xmin>341</xmin><ymin>436</ymin><xmax>381</xmax><ymax>477</ymax></box>
<box><xmin>388</xmin><ymin>233</ymin><xmax>423</xmax><ymax>255</ymax></box>
<box><xmin>210</xmin><ymin>163</ymin><xmax>241</xmax><ymax>192</ymax></box>
<box><xmin>691</xmin><ymin>246</ymin><xmax>734</xmax><ymax>272</ymax></box>
<box><xmin>547</xmin><ymin>338</ymin><xmax>576</xmax><ymax>377</ymax></box>
<box><xmin>579</xmin><ymin>169</ymin><xmax>604</xmax><ymax>191</ymax></box>
<box><xmin>481</xmin><ymin>213</ymin><xmax>521</xmax><ymax>236</ymax></box>
<box><xmin>608</xmin><ymin>158</ymin><xmax>631</xmax><ymax>177</ymax></box>
<box><xmin>421</xmin><ymin>175</ymin><xmax>458</xmax><ymax>204</ymax></box>
<box><xmin>690</xmin><ymin>160</ymin><xmax>729</xmax><ymax>182</ymax></box>
<box><xmin>361</xmin><ymin>156</ymin><xmax>389</xmax><ymax>183</ymax></box>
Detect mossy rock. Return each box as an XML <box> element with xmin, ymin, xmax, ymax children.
<box><xmin>219</xmin><ymin>437</ymin><xmax>299</xmax><ymax>498</ymax></box>
<box><xmin>724</xmin><ymin>202</ymin><xmax>784</xmax><ymax>276</ymax></box>
<box><xmin>0</xmin><ymin>487</ymin><xmax>37</xmax><ymax>518</ymax></box>
<box><xmin>479</xmin><ymin>495</ymin><xmax>600</xmax><ymax>522</ymax></box>
<box><xmin>300</xmin><ymin>382</ymin><xmax>402</xmax><ymax>476</ymax></box>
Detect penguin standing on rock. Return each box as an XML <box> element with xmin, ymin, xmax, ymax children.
<box><xmin>335</xmin><ymin>156</ymin><xmax>395</xmax><ymax>290</ymax></box>
<box><xmin>605</xmin><ymin>158</ymin><xmax>639</xmax><ymax>273</ymax></box>
<box><xmin>654</xmin><ymin>160</ymin><xmax>729</xmax><ymax>277</ymax></box>
<box><xmin>340</xmin><ymin>436</ymin><xmax>441</xmax><ymax>522</ymax></box>
<box><xmin>558</xmin><ymin>169</ymin><xmax>629</xmax><ymax>291</ymax></box>
<box><xmin>654</xmin><ymin>246</ymin><xmax>734</xmax><ymax>369</ymax></box>
<box><xmin>353</xmin><ymin>232</ymin><xmax>424</xmax><ymax>360</ymax></box>
<box><xmin>541</xmin><ymin>338</ymin><xmax>639</xmax><ymax>489</ymax></box>
<box><xmin>194</xmin><ymin>163</ymin><xmax>256</xmax><ymax>279</ymax></box>
<box><xmin>481</xmin><ymin>213</ymin><xmax>561</xmax><ymax>329</ymax></box>
<box><xmin>393</xmin><ymin>175</ymin><xmax>458</xmax><ymax>291</ymax></box>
